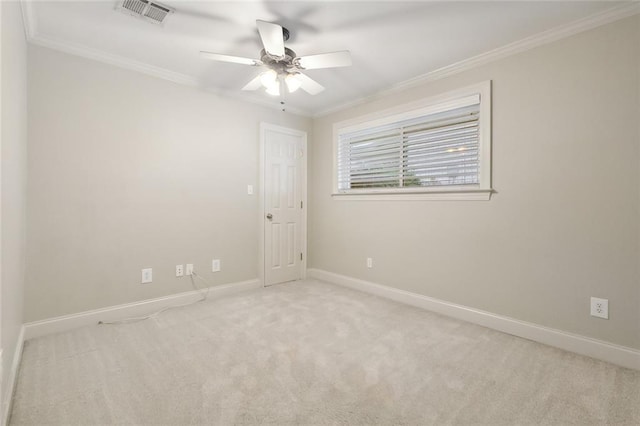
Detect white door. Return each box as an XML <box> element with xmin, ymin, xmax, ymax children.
<box><xmin>262</xmin><ymin>124</ymin><xmax>306</xmax><ymax>286</ymax></box>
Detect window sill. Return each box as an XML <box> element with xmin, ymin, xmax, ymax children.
<box><xmin>331</xmin><ymin>189</ymin><xmax>493</xmax><ymax>201</ymax></box>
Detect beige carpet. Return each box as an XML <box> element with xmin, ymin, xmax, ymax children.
<box><xmin>10</xmin><ymin>279</ymin><xmax>640</xmax><ymax>425</ymax></box>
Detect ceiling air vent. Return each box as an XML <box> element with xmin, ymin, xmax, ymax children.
<box><xmin>118</xmin><ymin>0</ymin><xmax>173</xmax><ymax>25</ymax></box>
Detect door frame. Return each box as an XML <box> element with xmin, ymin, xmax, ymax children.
<box><xmin>258</xmin><ymin>122</ymin><xmax>308</xmax><ymax>287</ymax></box>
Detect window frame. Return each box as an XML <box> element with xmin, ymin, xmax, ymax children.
<box><xmin>332</xmin><ymin>81</ymin><xmax>493</xmax><ymax>201</ymax></box>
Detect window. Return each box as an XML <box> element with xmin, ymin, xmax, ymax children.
<box><xmin>334</xmin><ymin>81</ymin><xmax>492</xmax><ymax>200</ymax></box>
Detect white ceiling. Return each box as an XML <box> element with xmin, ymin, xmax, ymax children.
<box><xmin>27</xmin><ymin>1</ymin><xmax>631</xmax><ymax>116</ymax></box>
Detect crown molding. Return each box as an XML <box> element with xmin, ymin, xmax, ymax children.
<box><xmin>29</xmin><ymin>33</ymin><xmax>201</xmax><ymax>87</ymax></box>
<box><xmin>313</xmin><ymin>2</ymin><xmax>640</xmax><ymax>118</ymax></box>
<box><xmin>20</xmin><ymin>0</ymin><xmax>36</xmax><ymax>40</ymax></box>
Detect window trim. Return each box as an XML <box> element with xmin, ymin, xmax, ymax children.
<box><xmin>332</xmin><ymin>81</ymin><xmax>493</xmax><ymax>201</ymax></box>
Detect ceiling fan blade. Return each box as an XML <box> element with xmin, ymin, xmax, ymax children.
<box><xmin>200</xmin><ymin>52</ymin><xmax>261</xmax><ymax>66</ymax></box>
<box><xmin>297</xmin><ymin>73</ymin><xmax>325</xmax><ymax>95</ymax></box>
<box><xmin>242</xmin><ymin>75</ymin><xmax>263</xmax><ymax>91</ymax></box>
<box><xmin>296</xmin><ymin>51</ymin><xmax>352</xmax><ymax>70</ymax></box>
<box><xmin>256</xmin><ymin>20</ymin><xmax>285</xmax><ymax>58</ymax></box>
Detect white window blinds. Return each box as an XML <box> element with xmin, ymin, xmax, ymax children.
<box><xmin>337</xmin><ymin>94</ymin><xmax>481</xmax><ymax>191</ymax></box>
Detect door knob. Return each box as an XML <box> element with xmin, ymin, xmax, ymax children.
<box><xmin>266</xmin><ymin>213</ymin><xmax>273</xmax><ymax>220</ymax></box>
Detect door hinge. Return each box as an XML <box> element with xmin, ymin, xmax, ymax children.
<box><xmin>300</xmin><ymin>201</ymin><xmax>303</xmax><ymax>209</ymax></box>
<box><xmin>300</xmin><ymin>252</ymin><xmax>303</xmax><ymax>261</ymax></box>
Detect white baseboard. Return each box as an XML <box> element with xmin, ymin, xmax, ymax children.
<box><xmin>24</xmin><ymin>279</ymin><xmax>262</xmax><ymax>340</ymax></box>
<box><xmin>307</xmin><ymin>268</ymin><xmax>640</xmax><ymax>371</ymax></box>
<box><xmin>2</xmin><ymin>325</ymin><xmax>25</xmax><ymax>426</ymax></box>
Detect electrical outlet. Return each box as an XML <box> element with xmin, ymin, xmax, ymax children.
<box><xmin>141</xmin><ymin>268</ymin><xmax>152</xmax><ymax>284</ymax></box>
<box><xmin>366</xmin><ymin>258</ymin><xmax>373</xmax><ymax>268</ymax></box>
<box><xmin>212</xmin><ymin>259</ymin><xmax>221</xmax><ymax>272</ymax></box>
<box><xmin>590</xmin><ymin>297</ymin><xmax>609</xmax><ymax>319</ymax></box>
<box><xmin>176</xmin><ymin>264</ymin><xmax>184</xmax><ymax>277</ymax></box>
<box><xmin>186</xmin><ymin>264</ymin><xmax>194</xmax><ymax>276</ymax></box>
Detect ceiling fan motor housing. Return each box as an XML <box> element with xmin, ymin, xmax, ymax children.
<box><xmin>260</xmin><ymin>47</ymin><xmax>299</xmax><ymax>75</ymax></box>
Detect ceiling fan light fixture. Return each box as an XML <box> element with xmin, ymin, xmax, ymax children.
<box><xmin>259</xmin><ymin>70</ymin><xmax>278</xmax><ymax>89</ymax></box>
<box><xmin>285</xmin><ymin>74</ymin><xmax>302</xmax><ymax>93</ymax></box>
<box><xmin>200</xmin><ymin>21</ymin><xmax>351</xmax><ymax>97</ymax></box>
<box><xmin>265</xmin><ymin>83</ymin><xmax>280</xmax><ymax>96</ymax></box>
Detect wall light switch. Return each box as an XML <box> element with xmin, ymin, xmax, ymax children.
<box><xmin>141</xmin><ymin>268</ymin><xmax>153</xmax><ymax>284</ymax></box>
<box><xmin>247</xmin><ymin>185</ymin><xmax>254</xmax><ymax>195</ymax></box>
<box><xmin>366</xmin><ymin>258</ymin><xmax>373</xmax><ymax>268</ymax></box>
<box><xmin>212</xmin><ymin>259</ymin><xmax>221</xmax><ymax>272</ymax></box>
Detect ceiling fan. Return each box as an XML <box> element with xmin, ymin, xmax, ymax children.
<box><xmin>200</xmin><ymin>20</ymin><xmax>352</xmax><ymax>96</ymax></box>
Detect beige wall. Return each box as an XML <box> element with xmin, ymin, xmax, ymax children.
<box><xmin>1</xmin><ymin>0</ymin><xmax>28</xmax><ymax>418</ymax></box>
<box><xmin>26</xmin><ymin>46</ymin><xmax>311</xmax><ymax>322</ymax></box>
<box><xmin>310</xmin><ymin>16</ymin><xmax>640</xmax><ymax>349</ymax></box>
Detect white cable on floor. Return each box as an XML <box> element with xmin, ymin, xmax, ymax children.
<box><xmin>98</xmin><ymin>271</ymin><xmax>214</xmax><ymax>325</ymax></box>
